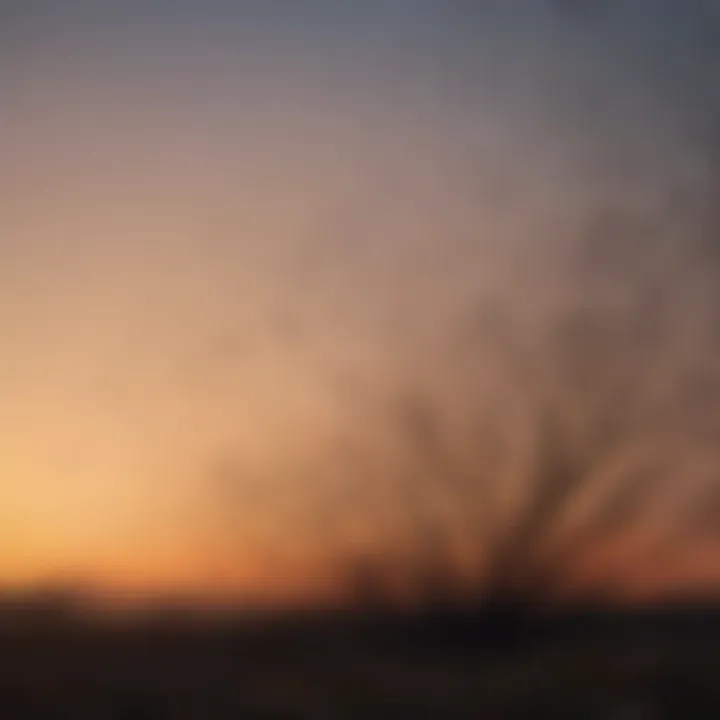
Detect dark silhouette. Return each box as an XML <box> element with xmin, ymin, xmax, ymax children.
<box><xmin>209</xmin><ymin>192</ymin><xmax>720</xmax><ymax>623</ymax></box>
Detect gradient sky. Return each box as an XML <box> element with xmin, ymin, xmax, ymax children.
<box><xmin>2</xmin><ymin>1</ymin><xmax>720</xmax><ymax>605</ymax></box>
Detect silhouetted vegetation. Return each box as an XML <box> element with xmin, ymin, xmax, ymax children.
<box><xmin>210</xmin><ymin>194</ymin><xmax>720</xmax><ymax>619</ymax></box>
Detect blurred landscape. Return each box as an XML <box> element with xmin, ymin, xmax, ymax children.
<box><xmin>4</xmin><ymin>1</ymin><xmax>720</xmax><ymax>717</ymax></box>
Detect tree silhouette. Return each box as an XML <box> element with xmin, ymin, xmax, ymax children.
<box><xmin>210</xmin><ymin>194</ymin><xmax>720</xmax><ymax>612</ymax></box>
<box><xmin>365</xmin><ymin>305</ymin><xmax>674</xmax><ymax>609</ymax></box>
<box><xmin>332</xmin><ymin>199</ymin><xmax>720</xmax><ymax>610</ymax></box>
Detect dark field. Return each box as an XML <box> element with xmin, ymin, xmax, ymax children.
<box><xmin>2</xmin><ymin>599</ymin><xmax>720</xmax><ymax>718</ymax></box>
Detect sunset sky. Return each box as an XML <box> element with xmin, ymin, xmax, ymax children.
<box><xmin>2</xmin><ymin>2</ymin><xmax>720</xmax><ymax>606</ymax></box>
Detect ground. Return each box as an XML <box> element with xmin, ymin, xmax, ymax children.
<box><xmin>0</xmin><ymin>603</ymin><xmax>718</xmax><ymax>718</ymax></box>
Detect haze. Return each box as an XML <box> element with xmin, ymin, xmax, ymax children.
<box><xmin>2</xmin><ymin>1</ymin><xmax>720</xmax><ymax>606</ymax></box>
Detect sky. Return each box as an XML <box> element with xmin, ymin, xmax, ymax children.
<box><xmin>2</xmin><ymin>1</ymin><xmax>720</xmax><ymax>606</ymax></box>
